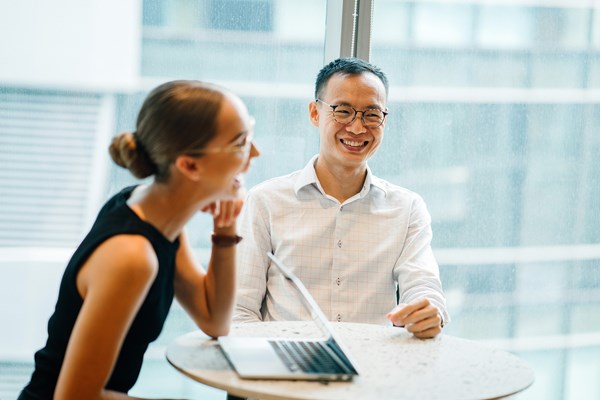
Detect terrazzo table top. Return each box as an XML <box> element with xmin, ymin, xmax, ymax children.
<box><xmin>166</xmin><ymin>321</ymin><xmax>534</xmax><ymax>400</ymax></box>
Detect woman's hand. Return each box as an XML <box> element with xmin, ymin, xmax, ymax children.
<box><xmin>202</xmin><ymin>198</ymin><xmax>244</xmax><ymax>229</ymax></box>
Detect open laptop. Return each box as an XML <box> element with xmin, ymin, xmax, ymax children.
<box><xmin>218</xmin><ymin>252</ymin><xmax>360</xmax><ymax>381</ymax></box>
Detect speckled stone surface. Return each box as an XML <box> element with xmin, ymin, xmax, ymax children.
<box><xmin>166</xmin><ymin>322</ymin><xmax>534</xmax><ymax>400</ymax></box>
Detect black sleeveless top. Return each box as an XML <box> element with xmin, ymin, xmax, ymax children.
<box><xmin>19</xmin><ymin>186</ymin><xmax>180</xmax><ymax>399</ymax></box>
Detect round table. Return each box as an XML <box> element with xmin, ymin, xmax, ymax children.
<box><xmin>166</xmin><ymin>321</ymin><xmax>534</xmax><ymax>400</ymax></box>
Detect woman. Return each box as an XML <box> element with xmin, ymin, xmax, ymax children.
<box><xmin>18</xmin><ymin>80</ymin><xmax>259</xmax><ymax>400</ymax></box>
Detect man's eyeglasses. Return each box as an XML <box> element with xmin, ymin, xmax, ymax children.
<box><xmin>186</xmin><ymin>118</ymin><xmax>255</xmax><ymax>157</ymax></box>
<box><xmin>316</xmin><ymin>99</ymin><xmax>388</xmax><ymax>128</ymax></box>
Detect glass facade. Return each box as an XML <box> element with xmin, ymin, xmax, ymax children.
<box><xmin>370</xmin><ymin>2</ymin><xmax>600</xmax><ymax>399</ymax></box>
<box><xmin>0</xmin><ymin>1</ymin><xmax>598</xmax><ymax>399</ymax></box>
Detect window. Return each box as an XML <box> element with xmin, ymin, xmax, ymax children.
<box><xmin>0</xmin><ymin>0</ymin><xmax>326</xmax><ymax>398</ymax></box>
<box><xmin>1</xmin><ymin>1</ymin><xmax>598</xmax><ymax>399</ymax></box>
<box><xmin>370</xmin><ymin>1</ymin><xmax>600</xmax><ymax>399</ymax></box>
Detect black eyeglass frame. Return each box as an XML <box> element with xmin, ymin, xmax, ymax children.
<box><xmin>315</xmin><ymin>98</ymin><xmax>388</xmax><ymax>128</ymax></box>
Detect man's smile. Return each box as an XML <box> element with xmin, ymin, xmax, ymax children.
<box><xmin>340</xmin><ymin>138</ymin><xmax>368</xmax><ymax>148</ymax></box>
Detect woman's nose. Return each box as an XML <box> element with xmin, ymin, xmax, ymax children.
<box><xmin>249</xmin><ymin>142</ymin><xmax>260</xmax><ymax>158</ymax></box>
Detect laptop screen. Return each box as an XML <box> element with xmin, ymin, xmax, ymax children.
<box><xmin>218</xmin><ymin>252</ymin><xmax>359</xmax><ymax>380</ymax></box>
<box><xmin>267</xmin><ymin>253</ymin><xmax>345</xmax><ymax>344</ymax></box>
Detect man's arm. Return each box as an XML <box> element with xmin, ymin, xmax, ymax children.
<box><xmin>390</xmin><ymin>195</ymin><xmax>449</xmax><ymax>337</ymax></box>
<box><xmin>233</xmin><ymin>191</ymin><xmax>271</xmax><ymax>323</ymax></box>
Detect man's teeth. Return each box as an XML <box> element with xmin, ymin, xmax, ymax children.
<box><xmin>341</xmin><ymin>139</ymin><xmax>364</xmax><ymax>147</ymax></box>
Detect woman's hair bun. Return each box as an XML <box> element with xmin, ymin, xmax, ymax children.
<box><xmin>109</xmin><ymin>132</ymin><xmax>156</xmax><ymax>179</ymax></box>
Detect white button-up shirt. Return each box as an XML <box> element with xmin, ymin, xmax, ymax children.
<box><xmin>235</xmin><ymin>155</ymin><xmax>449</xmax><ymax>326</ymax></box>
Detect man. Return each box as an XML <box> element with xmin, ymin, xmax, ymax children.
<box><xmin>235</xmin><ymin>57</ymin><xmax>449</xmax><ymax>339</ymax></box>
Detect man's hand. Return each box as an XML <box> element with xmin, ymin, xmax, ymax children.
<box><xmin>387</xmin><ymin>298</ymin><xmax>442</xmax><ymax>339</ymax></box>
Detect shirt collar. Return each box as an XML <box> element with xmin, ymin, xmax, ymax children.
<box><xmin>294</xmin><ymin>154</ymin><xmax>388</xmax><ymax>198</ymax></box>
<box><xmin>293</xmin><ymin>154</ymin><xmax>320</xmax><ymax>195</ymax></box>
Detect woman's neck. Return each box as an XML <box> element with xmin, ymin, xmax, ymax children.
<box><xmin>127</xmin><ymin>181</ymin><xmax>209</xmax><ymax>242</ymax></box>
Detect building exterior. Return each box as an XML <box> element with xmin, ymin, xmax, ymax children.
<box><xmin>1</xmin><ymin>1</ymin><xmax>599</xmax><ymax>398</ymax></box>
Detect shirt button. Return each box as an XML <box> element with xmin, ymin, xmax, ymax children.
<box><xmin>337</xmin><ymin>240</ymin><xmax>342</xmax><ymax>248</ymax></box>
<box><xmin>336</xmin><ymin>277</ymin><xmax>341</xmax><ymax>286</ymax></box>
<box><xmin>340</xmin><ymin>206</ymin><xmax>344</xmax><ymax>211</ymax></box>
<box><xmin>336</xmin><ymin>314</ymin><xmax>342</xmax><ymax>322</ymax></box>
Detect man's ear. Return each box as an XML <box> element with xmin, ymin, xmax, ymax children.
<box><xmin>174</xmin><ymin>155</ymin><xmax>203</xmax><ymax>181</ymax></box>
<box><xmin>309</xmin><ymin>101</ymin><xmax>319</xmax><ymax>127</ymax></box>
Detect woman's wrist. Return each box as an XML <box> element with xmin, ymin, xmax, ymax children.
<box><xmin>213</xmin><ymin>224</ymin><xmax>237</xmax><ymax>236</ymax></box>
<box><xmin>211</xmin><ymin>232</ymin><xmax>243</xmax><ymax>247</ymax></box>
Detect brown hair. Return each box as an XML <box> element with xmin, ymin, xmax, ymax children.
<box><xmin>109</xmin><ymin>80</ymin><xmax>225</xmax><ymax>181</ymax></box>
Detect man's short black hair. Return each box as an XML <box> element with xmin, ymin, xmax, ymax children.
<box><xmin>314</xmin><ymin>57</ymin><xmax>389</xmax><ymax>99</ymax></box>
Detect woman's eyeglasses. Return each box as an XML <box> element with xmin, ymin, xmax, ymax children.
<box><xmin>187</xmin><ymin>117</ymin><xmax>255</xmax><ymax>157</ymax></box>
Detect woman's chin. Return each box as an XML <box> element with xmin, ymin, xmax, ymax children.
<box><xmin>219</xmin><ymin>176</ymin><xmax>245</xmax><ymax>200</ymax></box>
<box><xmin>232</xmin><ymin>175</ymin><xmax>243</xmax><ymax>190</ymax></box>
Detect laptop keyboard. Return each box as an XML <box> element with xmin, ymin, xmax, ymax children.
<box><xmin>269</xmin><ymin>340</ymin><xmax>346</xmax><ymax>374</ymax></box>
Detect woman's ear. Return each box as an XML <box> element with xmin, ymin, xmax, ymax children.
<box><xmin>174</xmin><ymin>155</ymin><xmax>203</xmax><ymax>181</ymax></box>
<box><xmin>309</xmin><ymin>101</ymin><xmax>319</xmax><ymax>127</ymax></box>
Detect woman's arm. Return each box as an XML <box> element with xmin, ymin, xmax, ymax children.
<box><xmin>174</xmin><ymin>200</ymin><xmax>241</xmax><ymax>338</ymax></box>
<box><xmin>54</xmin><ymin>235</ymin><xmax>165</xmax><ymax>400</ymax></box>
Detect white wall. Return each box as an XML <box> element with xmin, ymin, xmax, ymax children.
<box><xmin>0</xmin><ymin>259</ymin><xmax>65</xmax><ymax>359</ymax></box>
<box><xmin>0</xmin><ymin>0</ymin><xmax>141</xmax><ymax>91</ymax></box>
